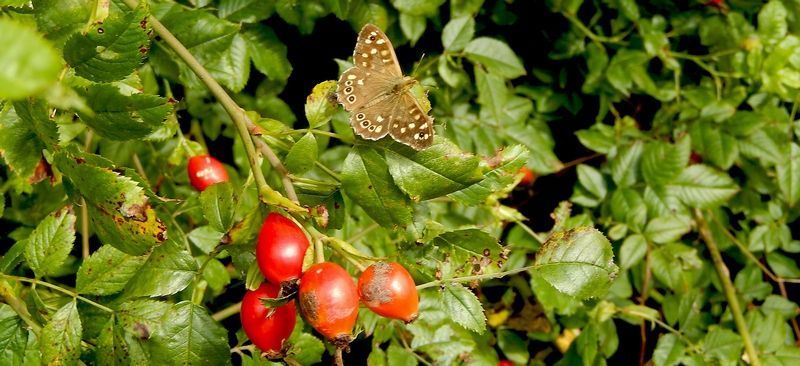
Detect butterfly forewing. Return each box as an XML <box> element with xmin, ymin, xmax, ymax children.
<box><xmin>337</xmin><ymin>23</ymin><xmax>435</xmax><ymax>150</ymax></box>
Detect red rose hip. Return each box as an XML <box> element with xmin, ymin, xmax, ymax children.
<box><xmin>187</xmin><ymin>154</ymin><xmax>229</xmax><ymax>191</ymax></box>
<box><xmin>298</xmin><ymin>262</ymin><xmax>359</xmax><ymax>346</ymax></box>
<box><xmin>256</xmin><ymin>213</ymin><xmax>310</xmax><ymax>287</ymax></box>
<box><xmin>240</xmin><ymin>282</ymin><xmax>297</xmax><ymax>355</ymax></box>
<box><xmin>357</xmin><ymin>261</ymin><xmax>419</xmax><ymax>322</ymax></box>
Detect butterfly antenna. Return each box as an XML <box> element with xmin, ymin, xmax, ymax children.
<box><xmin>411</xmin><ymin>52</ymin><xmax>427</xmax><ymax>78</ymax></box>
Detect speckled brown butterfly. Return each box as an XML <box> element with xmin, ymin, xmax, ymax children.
<box><xmin>337</xmin><ymin>24</ymin><xmax>434</xmax><ymax>150</ymax></box>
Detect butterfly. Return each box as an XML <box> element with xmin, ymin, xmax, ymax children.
<box><xmin>337</xmin><ymin>24</ymin><xmax>434</xmax><ymax>150</ymax></box>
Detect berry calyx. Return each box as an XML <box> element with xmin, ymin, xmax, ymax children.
<box><xmin>240</xmin><ymin>282</ymin><xmax>297</xmax><ymax>356</ymax></box>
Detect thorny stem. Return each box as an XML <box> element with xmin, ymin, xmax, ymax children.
<box><xmin>416</xmin><ymin>265</ymin><xmax>535</xmax><ymax>290</ymax></box>
<box><xmin>695</xmin><ymin>209</ymin><xmax>761</xmax><ymax>366</ymax></box>
<box><xmin>121</xmin><ymin>0</ymin><xmax>304</xmax><ymax>214</ymax></box>
<box><xmin>0</xmin><ymin>274</ymin><xmax>114</xmax><ymax>314</ymax></box>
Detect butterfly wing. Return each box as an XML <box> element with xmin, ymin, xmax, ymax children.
<box><xmin>348</xmin><ymin>93</ymin><xmax>401</xmax><ymax>140</ymax></box>
<box><xmin>353</xmin><ymin>24</ymin><xmax>403</xmax><ymax>77</ymax></box>
<box><xmin>388</xmin><ymin>93</ymin><xmax>434</xmax><ymax>150</ymax></box>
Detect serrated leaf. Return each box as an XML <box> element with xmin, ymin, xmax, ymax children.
<box><xmin>199</xmin><ymin>182</ymin><xmax>235</xmax><ymax>233</ymax></box>
<box><xmin>96</xmin><ymin>315</ymin><xmax>130</xmax><ymax>366</ymax></box>
<box><xmin>23</xmin><ymin>206</ymin><xmax>76</xmax><ymax>278</ymax></box>
<box><xmin>287</xmin><ymin>333</ymin><xmax>324</xmax><ymax>366</ymax></box>
<box><xmin>0</xmin><ymin>108</ymin><xmax>48</xmax><ymax>182</ymax></box>
<box><xmin>76</xmin><ymin>245</ymin><xmax>148</xmax><ymax>295</ymax></box>
<box><xmin>449</xmin><ymin>145</ymin><xmax>528</xmax><ymax>204</ymax></box>
<box><xmin>12</xmin><ymin>98</ymin><xmax>60</xmax><ymax>147</ymax></box>
<box><xmin>341</xmin><ymin>146</ymin><xmax>413</xmax><ymax>227</ymax></box>
<box><xmin>0</xmin><ymin>19</ymin><xmax>61</xmax><ymax>100</ymax></box>
<box><xmin>149</xmin><ymin>302</ymin><xmax>229</xmax><ymax>366</ymax></box>
<box><xmin>440</xmin><ymin>284</ymin><xmax>486</xmax><ymax>333</ymax></box>
<box><xmin>619</xmin><ymin>234</ymin><xmax>647</xmax><ymax>270</ymax></box>
<box><xmin>242</xmin><ymin>24</ymin><xmax>292</xmax><ymax>82</ymax></box>
<box><xmin>305</xmin><ymin>80</ymin><xmax>338</xmax><ymax>128</ymax></box>
<box><xmin>218</xmin><ymin>0</ymin><xmax>274</xmax><ymax>23</ymax></box>
<box><xmin>40</xmin><ymin>301</ymin><xmax>82</xmax><ymax>366</ymax></box>
<box><xmin>0</xmin><ymin>305</ymin><xmax>39</xmax><ymax>366</ymax></box>
<box><xmin>54</xmin><ymin>149</ymin><xmax>167</xmax><ymax>256</ymax></box>
<box><xmin>64</xmin><ymin>2</ymin><xmax>149</xmax><ymax>82</ymax></box>
<box><xmin>609</xmin><ymin>141</ymin><xmax>643</xmax><ymax>187</ymax></box>
<box><xmin>641</xmin><ymin>138</ymin><xmax>690</xmax><ymax>187</ymax></box>
<box><xmin>442</xmin><ymin>16</ymin><xmax>475</xmax><ymax>51</ymax></box>
<box><xmin>652</xmin><ymin>334</ymin><xmax>685</xmax><ymax>366</ymax></box>
<box><xmin>777</xmin><ymin>143</ymin><xmax>800</xmax><ymax>207</ymax></box>
<box><xmin>667</xmin><ymin>165</ymin><xmax>739</xmax><ymax>208</ymax></box>
<box><xmin>400</xmin><ymin>13</ymin><xmax>426</xmax><ymax>45</ymax></box>
<box><xmin>124</xmin><ymin>240</ymin><xmax>197</xmax><ymax>297</ymax></box>
<box><xmin>285</xmin><ymin>133</ymin><xmax>319</xmax><ymax>175</ymax></box>
<box><xmin>430</xmin><ymin>228</ymin><xmax>504</xmax><ymax>278</ymax></box>
<box><xmin>77</xmin><ymin>84</ymin><xmax>172</xmax><ymax>140</ymax></box>
<box><xmin>385</xmin><ymin>139</ymin><xmax>482</xmax><ymax>201</ymax></box>
<box><xmin>532</xmin><ymin>227</ymin><xmax>618</xmax><ymax>299</ymax></box>
<box><xmin>689</xmin><ymin>122</ymin><xmax>738</xmax><ymax>170</ymax></box>
<box><xmin>391</xmin><ymin>0</ymin><xmax>445</xmax><ymax>16</ymax></box>
<box><xmin>464</xmin><ymin>37</ymin><xmax>526</xmax><ymax>79</ymax></box>
<box><xmin>644</xmin><ymin>215</ymin><xmax>691</xmax><ymax>244</ymax></box>
<box><xmin>703</xmin><ymin>326</ymin><xmax>743</xmax><ymax>365</ymax></box>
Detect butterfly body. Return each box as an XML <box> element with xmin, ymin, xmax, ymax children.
<box><xmin>337</xmin><ymin>24</ymin><xmax>434</xmax><ymax>150</ymax></box>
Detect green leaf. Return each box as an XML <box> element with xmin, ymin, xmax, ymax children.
<box><xmin>464</xmin><ymin>37</ymin><xmax>526</xmax><ymax>79</ymax></box>
<box><xmin>576</xmin><ymin>164</ymin><xmax>607</xmax><ymax>201</ymax></box>
<box><xmin>652</xmin><ymin>334</ymin><xmax>685</xmax><ymax>366</ymax></box>
<box><xmin>777</xmin><ymin>143</ymin><xmax>800</xmax><ymax>207</ymax></box>
<box><xmin>440</xmin><ymin>284</ymin><xmax>486</xmax><ymax>333</ymax></box>
<box><xmin>0</xmin><ymin>108</ymin><xmax>48</xmax><ymax>182</ymax></box>
<box><xmin>399</xmin><ymin>13</ymin><xmax>426</xmax><ymax>45</ymax></box>
<box><xmin>386</xmin><ymin>343</ymin><xmax>418</xmax><ymax>365</ymax></box>
<box><xmin>442</xmin><ymin>16</ymin><xmax>475</xmax><ymax>51</ymax></box>
<box><xmin>609</xmin><ymin>141</ymin><xmax>643</xmax><ymax>187</ymax></box>
<box><xmin>617</xmin><ymin>0</ymin><xmax>640</xmax><ymax>22</ymax></box>
<box><xmin>689</xmin><ymin>122</ymin><xmax>738</xmax><ymax>170</ymax></box>
<box><xmin>0</xmin><ymin>305</ymin><xmax>39</xmax><ymax>365</ymax></box>
<box><xmin>758</xmin><ymin>0</ymin><xmax>787</xmax><ymax>45</ymax></box>
<box><xmin>767</xmin><ymin>252</ymin><xmax>800</xmax><ymax>278</ymax></box>
<box><xmin>641</xmin><ymin>138</ymin><xmax>690</xmax><ymax>187</ymax></box>
<box><xmin>23</xmin><ymin>206</ymin><xmax>76</xmax><ymax>278</ymax></box>
<box><xmin>40</xmin><ymin>301</ymin><xmax>82</xmax><ymax>366</ymax></box>
<box><xmin>430</xmin><ymin>229</ymin><xmax>503</xmax><ymax>278</ymax></box>
<box><xmin>341</xmin><ymin>146</ymin><xmax>413</xmax><ymax>227</ymax></box>
<box><xmin>285</xmin><ymin>133</ymin><xmax>319</xmax><ymax>175</ymax></box>
<box><xmin>218</xmin><ymin>0</ymin><xmax>274</xmax><ymax>23</ymax></box>
<box><xmin>96</xmin><ymin>315</ymin><xmax>130</xmax><ymax>365</ymax></box>
<box><xmin>651</xmin><ymin>243</ymin><xmax>702</xmax><ymax>290</ymax></box>
<box><xmin>242</xmin><ymin>24</ymin><xmax>292</xmax><ymax>82</ymax></box>
<box><xmin>287</xmin><ymin>333</ymin><xmax>325</xmax><ymax>366</ymax></box>
<box><xmin>77</xmin><ymin>84</ymin><xmax>172</xmax><ymax>141</ymax></box>
<box><xmin>63</xmin><ymin>2</ymin><xmax>149</xmax><ymax>82</ymax></box>
<box><xmin>199</xmin><ymin>182</ymin><xmax>235</xmax><ymax>233</ymax></box>
<box><xmin>54</xmin><ymin>149</ymin><xmax>167</xmax><ymax>256</ymax></box>
<box><xmin>532</xmin><ymin>227</ymin><xmax>618</xmax><ymax>299</ymax></box>
<box><xmin>150</xmin><ymin>302</ymin><xmax>229</xmax><ymax>366</ymax></box>
<box><xmin>703</xmin><ymin>326</ymin><xmax>743</xmax><ymax>365</ymax></box>
<box><xmin>474</xmin><ymin>67</ymin><xmax>509</xmax><ymax>125</ymax></box>
<box><xmin>124</xmin><ymin>240</ymin><xmax>198</xmax><ymax>297</ymax></box>
<box><xmin>667</xmin><ymin>165</ymin><xmax>739</xmax><ymax>208</ymax></box>
<box><xmin>391</xmin><ymin>0</ymin><xmax>445</xmax><ymax>16</ymax></box>
<box><xmin>305</xmin><ymin>80</ymin><xmax>338</xmax><ymax>128</ymax></box>
<box><xmin>385</xmin><ymin>140</ymin><xmax>483</xmax><ymax>201</ymax></box>
<box><xmin>448</xmin><ymin>145</ymin><xmax>528</xmax><ymax>204</ymax></box>
<box><xmin>0</xmin><ymin>19</ymin><xmax>61</xmax><ymax>100</ymax></box>
<box><xmin>12</xmin><ymin>99</ymin><xmax>60</xmax><ymax>147</ymax></box>
<box><xmin>619</xmin><ymin>234</ymin><xmax>647</xmax><ymax>270</ymax></box>
<box><xmin>497</xmin><ymin>329</ymin><xmax>529</xmax><ymax>365</ymax></box>
<box><xmin>76</xmin><ymin>245</ymin><xmax>148</xmax><ymax>296</ymax></box>
<box><xmin>644</xmin><ymin>215</ymin><xmax>691</xmax><ymax>244</ymax></box>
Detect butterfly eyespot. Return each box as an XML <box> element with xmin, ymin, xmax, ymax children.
<box><xmin>361</xmin><ymin>120</ymin><xmax>370</xmax><ymax>127</ymax></box>
<box><xmin>369</xmin><ymin>35</ymin><xmax>376</xmax><ymax>41</ymax></box>
<box><xmin>356</xmin><ymin>113</ymin><xmax>365</xmax><ymax>120</ymax></box>
<box><xmin>368</xmin><ymin>125</ymin><xmax>376</xmax><ymax>132</ymax></box>
<box><xmin>347</xmin><ymin>95</ymin><xmax>357</xmax><ymax>103</ymax></box>
<box><xmin>344</xmin><ymin>86</ymin><xmax>353</xmax><ymax>94</ymax></box>
<box><xmin>345</xmin><ymin>80</ymin><xmax>353</xmax><ymax>86</ymax></box>
<box><xmin>418</xmin><ymin>132</ymin><xmax>426</xmax><ymax>138</ymax></box>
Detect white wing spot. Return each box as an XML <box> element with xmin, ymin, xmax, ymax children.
<box><xmin>370</xmin><ymin>31</ymin><xmax>377</xmax><ymax>36</ymax></box>
<box><xmin>362</xmin><ymin>53</ymin><xmax>368</xmax><ymax>58</ymax></box>
<box><xmin>376</xmin><ymin>115</ymin><xmax>384</xmax><ymax>122</ymax></box>
<box><xmin>357</xmin><ymin>79</ymin><xmax>364</xmax><ymax>85</ymax></box>
<box><xmin>347</xmin><ymin>74</ymin><xmax>357</xmax><ymax>80</ymax></box>
<box><xmin>361</xmin><ymin>62</ymin><xmax>368</xmax><ymax>67</ymax></box>
<box><xmin>413</xmin><ymin>114</ymin><xmax>421</xmax><ymax>120</ymax></box>
<box><xmin>380</xmin><ymin>50</ymin><xmax>389</xmax><ymax>56</ymax></box>
<box><xmin>382</xmin><ymin>59</ymin><xmax>390</xmax><ymax>63</ymax></box>
<box><xmin>420</xmin><ymin>123</ymin><xmax>428</xmax><ymax>129</ymax></box>
<box><xmin>376</xmin><ymin>39</ymin><xmax>385</xmax><ymax>45</ymax></box>
<box><xmin>393</xmin><ymin>124</ymin><xmax>398</xmax><ymax>128</ymax></box>
<box><xmin>371</xmin><ymin>48</ymin><xmax>378</xmax><ymax>55</ymax></box>
<box><xmin>375</xmin><ymin>126</ymin><xmax>383</xmax><ymax>133</ymax></box>
<box><xmin>365</xmin><ymin>39</ymin><xmax>372</xmax><ymax>44</ymax></box>
<box><xmin>400</xmin><ymin>127</ymin><xmax>407</xmax><ymax>133</ymax></box>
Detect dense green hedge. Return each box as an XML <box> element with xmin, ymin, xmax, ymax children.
<box><xmin>1</xmin><ymin>0</ymin><xmax>799</xmax><ymax>365</ymax></box>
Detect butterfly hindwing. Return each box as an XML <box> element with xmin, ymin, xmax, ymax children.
<box><xmin>388</xmin><ymin>94</ymin><xmax>434</xmax><ymax>150</ymax></box>
<box><xmin>349</xmin><ymin>95</ymin><xmax>400</xmax><ymax>140</ymax></box>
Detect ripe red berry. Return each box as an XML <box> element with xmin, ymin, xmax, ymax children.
<box><xmin>256</xmin><ymin>213</ymin><xmax>310</xmax><ymax>287</ymax></box>
<box><xmin>357</xmin><ymin>262</ymin><xmax>419</xmax><ymax>322</ymax></box>
<box><xmin>498</xmin><ymin>360</ymin><xmax>514</xmax><ymax>366</ymax></box>
<box><xmin>518</xmin><ymin>166</ymin><xmax>535</xmax><ymax>186</ymax></box>
<box><xmin>298</xmin><ymin>262</ymin><xmax>359</xmax><ymax>345</ymax></box>
<box><xmin>240</xmin><ymin>283</ymin><xmax>297</xmax><ymax>355</ymax></box>
<box><xmin>187</xmin><ymin>155</ymin><xmax>229</xmax><ymax>191</ymax></box>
